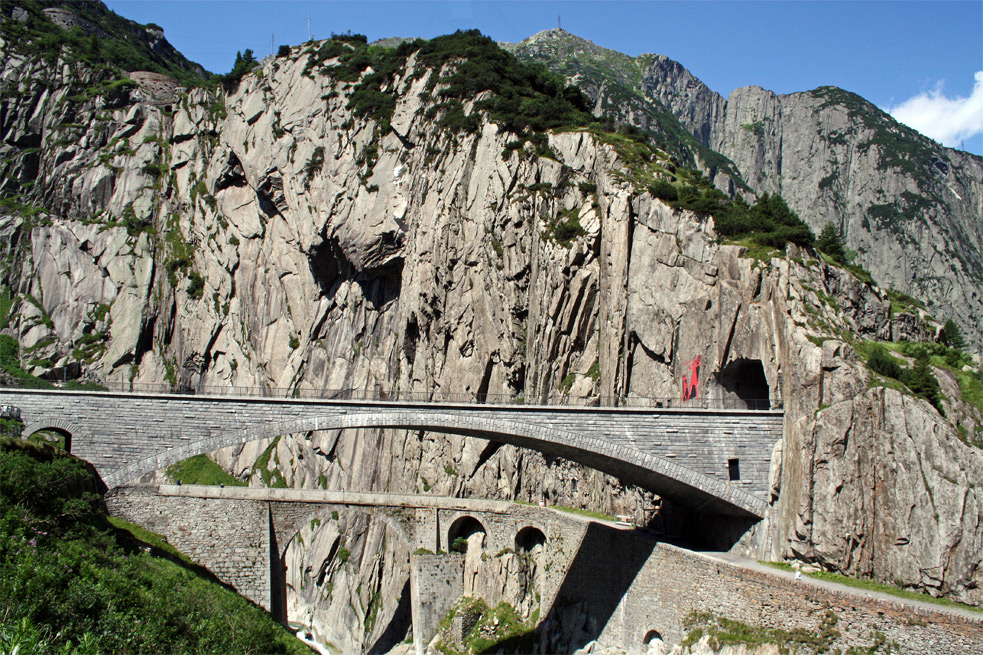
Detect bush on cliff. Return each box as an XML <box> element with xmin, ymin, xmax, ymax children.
<box><xmin>312</xmin><ymin>29</ymin><xmax>592</xmax><ymax>137</ymax></box>
<box><xmin>0</xmin><ymin>438</ymin><xmax>310</xmax><ymax>655</ymax></box>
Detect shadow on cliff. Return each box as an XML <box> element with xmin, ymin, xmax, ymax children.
<box><xmin>645</xmin><ymin>500</ymin><xmax>759</xmax><ymax>552</ymax></box>
<box><xmin>368</xmin><ymin>578</ymin><xmax>413</xmax><ymax>653</ymax></box>
<box><xmin>526</xmin><ymin>522</ymin><xmax>655</xmax><ymax>653</ymax></box>
<box><xmin>489</xmin><ymin>511</ymin><xmax>757</xmax><ymax>653</ymax></box>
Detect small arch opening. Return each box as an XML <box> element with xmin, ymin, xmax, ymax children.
<box><xmin>27</xmin><ymin>427</ymin><xmax>72</xmax><ymax>452</ymax></box>
<box><xmin>718</xmin><ymin>358</ymin><xmax>770</xmax><ymax>409</ymax></box>
<box><xmin>643</xmin><ymin>629</ymin><xmax>663</xmax><ymax>646</ymax></box>
<box><xmin>514</xmin><ymin>526</ymin><xmax>546</xmax><ymax>554</ymax></box>
<box><xmin>447</xmin><ymin>515</ymin><xmax>486</xmax><ymax>553</ymax></box>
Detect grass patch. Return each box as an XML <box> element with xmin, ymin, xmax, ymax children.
<box><xmin>759</xmin><ymin>562</ymin><xmax>982</xmax><ymax>613</ymax></box>
<box><xmin>681</xmin><ymin>610</ymin><xmax>845</xmax><ymax>653</ymax></box>
<box><xmin>552</xmin><ymin>505</ymin><xmax>616</xmax><ymax>521</ymax></box>
<box><xmin>434</xmin><ymin>597</ymin><xmax>537</xmax><ymax>655</ymax></box>
<box><xmin>165</xmin><ymin>454</ymin><xmax>246</xmax><ymax>487</ymax></box>
<box><xmin>107</xmin><ymin>516</ymin><xmax>197</xmax><ymax>567</ymax></box>
<box><xmin>252</xmin><ymin>436</ymin><xmax>288</xmax><ymax>488</ymax></box>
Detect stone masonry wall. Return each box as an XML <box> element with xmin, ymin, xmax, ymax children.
<box><xmin>410</xmin><ymin>553</ymin><xmax>465</xmax><ymax>655</ymax></box>
<box><xmin>1</xmin><ymin>388</ymin><xmax>782</xmax><ymax>515</ymax></box>
<box><xmin>592</xmin><ymin>534</ymin><xmax>983</xmax><ymax>654</ymax></box>
<box><xmin>105</xmin><ymin>486</ymin><xmax>981</xmax><ymax>654</ymax></box>
<box><xmin>104</xmin><ymin>486</ymin><xmax>272</xmax><ymax>609</ymax></box>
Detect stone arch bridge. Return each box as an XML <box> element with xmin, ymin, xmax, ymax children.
<box><xmin>1</xmin><ymin>388</ymin><xmax>783</xmax><ymax>517</ymax></box>
<box><xmin>105</xmin><ymin>483</ymin><xmax>574</xmax><ymax>645</ymax></box>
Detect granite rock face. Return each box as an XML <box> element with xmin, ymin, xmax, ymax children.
<box><xmin>509</xmin><ymin>29</ymin><xmax>983</xmax><ymax>349</ymax></box>
<box><xmin>2</xmin><ymin>23</ymin><xmax>982</xmax><ymax>652</ymax></box>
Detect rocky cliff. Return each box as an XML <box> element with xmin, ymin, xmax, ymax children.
<box><xmin>3</xmin><ymin>6</ymin><xmax>983</xmax><ymax>652</ymax></box>
<box><xmin>507</xmin><ymin>29</ymin><xmax>983</xmax><ymax>350</ymax></box>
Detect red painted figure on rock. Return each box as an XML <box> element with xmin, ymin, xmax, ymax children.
<box><xmin>682</xmin><ymin>356</ymin><xmax>700</xmax><ymax>402</ymax></box>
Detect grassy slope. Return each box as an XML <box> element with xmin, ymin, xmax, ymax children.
<box><xmin>0</xmin><ymin>438</ymin><xmax>310</xmax><ymax>654</ymax></box>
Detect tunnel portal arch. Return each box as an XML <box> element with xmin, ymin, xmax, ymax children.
<box><xmin>717</xmin><ymin>359</ymin><xmax>771</xmax><ymax>409</ymax></box>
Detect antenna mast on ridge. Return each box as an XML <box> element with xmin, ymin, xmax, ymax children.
<box><xmin>558</xmin><ymin>15</ymin><xmax>561</xmax><ymax>30</ymax></box>
<box><xmin>307</xmin><ymin>15</ymin><xmax>311</xmax><ymax>42</ymax></box>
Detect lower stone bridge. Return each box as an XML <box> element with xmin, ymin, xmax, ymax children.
<box><xmin>1</xmin><ymin>388</ymin><xmax>784</xmax><ymax>517</ymax></box>
<box><xmin>106</xmin><ymin>484</ymin><xmax>581</xmax><ymax>647</ymax></box>
<box><xmin>106</xmin><ymin>485</ymin><xmax>983</xmax><ymax>655</ymax></box>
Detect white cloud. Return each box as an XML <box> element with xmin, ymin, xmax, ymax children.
<box><xmin>887</xmin><ymin>71</ymin><xmax>983</xmax><ymax>150</ymax></box>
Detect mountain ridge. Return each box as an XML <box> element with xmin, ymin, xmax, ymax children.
<box><xmin>505</xmin><ymin>28</ymin><xmax>983</xmax><ymax>351</ymax></box>
<box><xmin>2</xmin><ymin>7</ymin><xmax>983</xmax><ymax>651</ymax></box>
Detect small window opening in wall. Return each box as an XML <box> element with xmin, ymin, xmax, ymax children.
<box><xmin>728</xmin><ymin>458</ymin><xmax>740</xmax><ymax>481</ymax></box>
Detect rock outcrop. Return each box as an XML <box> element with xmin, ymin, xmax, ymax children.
<box><xmin>2</xmin><ymin>12</ymin><xmax>982</xmax><ymax>652</ymax></box>
<box><xmin>507</xmin><ymin>29</ymin><xmax>983</xmax><ymax>350</ymax></box>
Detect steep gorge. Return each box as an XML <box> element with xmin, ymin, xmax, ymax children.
<box><xmin>2</xmin><ymin>7</ymin><xmax>983</xmax><ymax>652</ymax></box>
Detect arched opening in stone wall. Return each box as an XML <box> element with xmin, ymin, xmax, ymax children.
<box><xmin>514</xmin><ymin>526</ymin><xmax>546</xmax><ymax>554</ymax></box>
<box><xmin>26</xmin><ymin>426</ymin><xmax>72</xmax><ymax>452</ymax></box>
<box><xmin>643</xmin><ymin>629</ymin><xmax>663</xmax><ymax>647</ymax></box>
<box><xmin>447</xmin><ymin>515</ymin><xmax>486</xmax><ymax>553</ymax></box>
<box><xmin>717</xmin><ymin>358</ymin><xmax>770</xmax><ymax>409</ymax></box>
<box><xmin>280</xmin><ymin>506</ymin><xmax>414</xmax><ymax>654</ymax></box>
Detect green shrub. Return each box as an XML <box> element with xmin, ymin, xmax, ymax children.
<box><xmin>578</xmin><ymin>181</ymin><xmax>597</xmax><ymax>196</ymax></box>
<box><xmin>187</xmin><ymin>272</ymin><xmax>205</xmax><ymax>300</ymax></box>
<box><xmin>713</xmin><ymin>192</ymin><xmax>815</xmax><ymax>250</ymax></box>
<box><xmin>940</xmin><ymin>319</ymin><xmax>967</xmax><ymax>352</ymax></box>
<box><xmin>903</xmin><ymin>357</ymin><xmax>944</xmax><ymax>414</ymax></box>
<box><xmin>0</xmin><ymin>335</ymin><xmax>52</xmax><ymax>388</ymax></box>
<box><xmin>867</xmin><ymin>344</ymin><xmax>903</xmax><ymax>379</ymax></box>
<box><xmin>648</xmin><ymin>179</ymin><xmax>678</xmax><ymax>202</ymax></box>
<box><xmin>220</xmin><ymin>49</ymin><xmax>258</xmax><ymax>90</ymax></box>
<box><xmin>0</xmin><ymin>439</ymin><xmax>308</xmax><ymax>654</ymax></box>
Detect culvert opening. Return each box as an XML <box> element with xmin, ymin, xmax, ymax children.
<box><xmin>717</xmin><ymin>358</ymin><xmax>770</xmax><ymax>409</ymax></box>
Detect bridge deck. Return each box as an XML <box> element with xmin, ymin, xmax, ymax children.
<box><xmin>2</xmin><ymin>388</ymin><xmax>784</xmax><ymax>518</ymax></box>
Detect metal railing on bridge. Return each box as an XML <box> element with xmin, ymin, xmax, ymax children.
<box><xmin>0</xmin><ymin>379</ymin><xmax>778</xmax><ymax>410</ymax></box>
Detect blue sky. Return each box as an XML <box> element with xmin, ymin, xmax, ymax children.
<box><xmin>105</xmin><ymin>1</ymin><xmax>983</xmax><ymax>155</ymax></box>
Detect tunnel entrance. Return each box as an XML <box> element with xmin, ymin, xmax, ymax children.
<box><xmin>717</xmin><ymin>359</ymin><xmax>770</xmax><ymax>409</ymax></box>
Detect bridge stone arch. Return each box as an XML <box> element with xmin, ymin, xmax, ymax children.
<box><xmin>103</xmin><ymin>412</ymin><xmax>768</xmax><ymax>517</ymax></box>
<box><xmin>447</xmin><ymin>515</ymin><xmax>488</xmax><ymax>552</ymax></box>
<box><xmin>274</xmin><ymin>503</ymin><xmax>415</xmax><ymax>560</ymax></box>
<box><xmin>23</xmin><ymin>418</ymin><xmax>85</xmax><ymax>451</ymax></box>
<box><xmin>514</xmin><ymin>525</ymin><xmax>547</xmax><ymax>553</ymax></box>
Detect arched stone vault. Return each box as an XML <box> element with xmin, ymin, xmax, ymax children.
<box><xmin>105</xmin><ymin>412</ymin><xmax>768</xmax><ymax>517</ymax></box>
<box><xmin>1</xmin><ymin>389</ymin><xmax>783</xmax><ymax>518</ymax></box>
<box><xmin>23</xmin><ymin>418</ymin><xmax>85</xmax><ymax>447</ymax></box>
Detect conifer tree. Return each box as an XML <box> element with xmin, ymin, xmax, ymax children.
<box><xmin>941</xmin><ymin>318</ymin><xmax>968</xmax><ymax>351</ymax></box>
<box><xmin>817</xmin><ymin>223</ymin><xmax>846</xmax><ymax>264</ymax></box>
